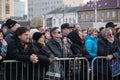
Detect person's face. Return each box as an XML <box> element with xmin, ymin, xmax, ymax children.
<box><xmin>2</xmin><ymin>27</ymin><xmax>7</xmax><ymax>34</ymax></box>
<box><xmin>37</xmin><ymin>35</ymin><xmax>45</xmax><ymax>45</ymax></box>
<box><xmin>18</xmin><ymin>31</ymin><xmax>30</xmax><ymax>43</ymax></box>
<box><xmin>11</xmin><ymin>24</ymin><xmax>20</xmax><ymax>31</ymax></box>
<box><xmin>45</xmin><ymin>31</ymin><xmax>51</xmax><ymax>40</ymax></box>
<box><xmin>82</xmin><ymin>30</ymin><xmax>87</xmax><ymax>38</ymax></box>
<box><xmin>92</xmin><ymin>30</ymin><xmax>98</xmax><ymax>38</ymax></box>
<box><xmin>62</xmin><ymin>37</ymin><xmax>68</xmax><ymax>44</ymax></box>
<box><xmin>78</xmin><ymin>31</ymin><xmax>83</xmax><ymax>39</ymax></box>
<box><xmin>62</xmin><ymin>28</ymin><xmax>71</xmax><ymax>35</ymax></box>
<box><xmin>0</xmin><ymin>32</ymin><xmax>3</xmax><ymax>40</ymax></box>
<box><xmin>75</xmin><ymin>25</ymin><xmax>81</xmax><ymax>31</ymax></box>
<box><xmin>53</xmin><ymin>29</ymin><xmax>62</xmax><ymax>39</ymax></box>
<box><xmin>105</xmin><ymin>29</ymin><xmax>113</xmax><ymax>39</ymax></box>
<box><xmin>108</xmin><ymin>27</ymin><xmax>116</xmax><ymax>35</ymax></box>
<box><xmin>39</xmin><ymin>27</ymin><xmax>45</xmax><ymax>33</ymax></box>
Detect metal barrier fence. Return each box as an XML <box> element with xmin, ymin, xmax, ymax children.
<box><xmin>91</xmin><ymin>56</ymin><xmax>120</xmax><ymax>80</ymax></box>
<box><xmin>0</xmin><ymin>57</ymin><xmax>90</xmax><ymax>80</ymax></box>
<box><xmin>2</xmin><ymin>57</ymin><xmax>120</xmax><ymax>80</ymax></box>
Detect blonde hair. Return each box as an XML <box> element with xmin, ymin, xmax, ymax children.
<box><xmin>87</xmin><ymin>28</ymin><xmax>98</xmax><ymax>35</ymax></box>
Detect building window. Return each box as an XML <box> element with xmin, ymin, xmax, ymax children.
<box><xmin>6</xmin><ymin>5</ymin><xmax>10</xmax><ymax>14</ymax></box>
<box><xmin>73</xmin><ymin>18</ymin><xmax>76</xmax><ymax>23</ymax></box>
<box><xmin>112</xmin><ymin>11</ymin><xmax>116</xmax><ymax>18</ymax></box>
<box><xmin>65</xmin><ymin>5</ymin><xmax>67</xmax><ymax>7</ymax></box>
<box><xmin>69</xmin><ymin>5</ymin><xmax>71</xmax><ymax>7</ymax></box>
<box><xmin>69</xmin><ymin>18</ymin><xmax>71</xmax><ymax>23</ymax></box>
<box><xmin>53</xmin><ymin>19</ymin><xmax>56</xmax><ymax>25</ymax></box>
<box><xmin>86</xmin><ymin>15</ymin><xmax>89</xmax><ymax>19</ymax></box>
<box><xmin>81</xmin><ymin>14</ymin><xmax>84</xmax><ymax>19</ymax></box>
<box><xmin>59</xmin><ymin>19</ymin><xmax>61</xmax><ymax>24</ymax></box>
<box><xmin>101</xmin><ymin>13</ymin><xmax>104</xmax><ymax>18</ymax></box>
<box><xmin>65</xmin><ymin>18</ymin><xmax>67</xmax><ymax>23</ymax></box>
<box><xmin>91</xmin><ymin>14</ymin><xmax>94</xmax><ymax>19</ymax></box>
<box><xmin>107</xmin><ymin>12</ymin><xmax>110</xmax><ymax>18</ymax></box>
<box><xmin>97</xmin><ymin>13</ymin><xmax>99</xmax><ymax>18</ymax></box>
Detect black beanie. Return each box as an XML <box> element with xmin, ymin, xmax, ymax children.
<box><xmin>32</xmin><ymin>32</ymin><xmax>43</xmax><ymax>42</ymax></box>
<box><xmin>5</xmin><ymin>19</ymin><xmax>17</xmax><ymax>29</ymax></box>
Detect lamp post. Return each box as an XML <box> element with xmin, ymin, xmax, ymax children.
<box><xmin>62</xmin><ymin>9</ymin><xmax>65</xmax><ymax>23</ymax></box>
<box><xmin>94</xmin><ymin>0</ymin><xmax>97</xmax><ymax>22</ymax></box>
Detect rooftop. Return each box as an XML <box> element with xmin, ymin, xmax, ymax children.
<box><xmin>79</xmin><ymin>0</ymin><xmax>120</xmax><ymax>11</ymax></box>
<box><xmin>47</xmin><ymin>6</ymin><xmax>80</xmax><ymax>14</ymax></box>
<box><xmin>47</xmin><ymin>0</ymin><xmax>120</xmax><ymax>14</ymax></box>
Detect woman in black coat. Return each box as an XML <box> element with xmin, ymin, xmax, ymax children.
<box><xmin>32</xmin><ymin>32</ymin><xmax>56</xmax><ymax>80</ymax></box>
<box><xmin>67</xmin><ymin>30</ymin><xmax>90</xmax><ymax>80</ymax></box>
<box><xmin>67</xmin><ymin>30</ymin><xmax>90</xmax><ymax>57</ymax></box>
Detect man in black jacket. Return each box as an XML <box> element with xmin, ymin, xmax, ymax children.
<box><xmin>97</xmin><ymin>28</ymin><xmax>120</xmax><ymax>80</ymax></box>
<box><xmin>6</xmin><ymin>27</ymin><xmax>38</xmax><ymax>80</ymax></box>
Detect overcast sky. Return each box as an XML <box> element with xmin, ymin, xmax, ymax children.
<box><xmin>83</xmin><ymin>0</ymin><xmax>90</xmax><ymax>3</ymax></box>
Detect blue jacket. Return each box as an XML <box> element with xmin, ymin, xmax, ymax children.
<box><xmin>0</xmin><ymin>43</ymin><xmax>7</xmax><ymax>58</ymax></box>
<box><xmin>85</xmin><ymin>35</ymin><xmax>98</xmax><ymax>58</ymax></box>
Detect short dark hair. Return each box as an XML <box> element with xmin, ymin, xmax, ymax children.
<box><xmin>50</xmin><ymin>27</ymin><xmax>59</xmax><ymax>37</ymax></box>
<box><xmin>15</xmin><ymin>27</ymin><xmax>30</xmax><ymax>36</ymax></box>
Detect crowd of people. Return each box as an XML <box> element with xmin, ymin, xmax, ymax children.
<box><xmin>0</xmin><ymin>18</ymin><xmax>120</xmax><ymax>80</ymax></box>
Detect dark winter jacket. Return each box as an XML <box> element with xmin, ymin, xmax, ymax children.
<box><xmin>5</xmin><ymin>35</ymin><xmax>36</xmax><ymax>80</ymax></box>
<box><xmin>46</xmin><ymin>38</ymin><xmax>63</xmax><ymax>58</ymax></box>
<box><xmin>97</xmin><ymin>36</ymin><xmax>120</xmax><ymax>75</ymax></box>
<box><xmin>31</xmin><ymin>41</ymin><xmax>55</xmax><ymax>80</ymax></box>
<box><xmin>68</xmin><ymin>30</ymin><xmax>90</xmax><ymax>58</ymax></box>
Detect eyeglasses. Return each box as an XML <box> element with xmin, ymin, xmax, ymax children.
<box><xmin>54</xmin><ymin>31</ymin><xmax>61</xmax><ymax>34</ymax></box>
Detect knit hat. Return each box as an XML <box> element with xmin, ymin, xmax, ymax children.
<box><xmin>32</xmin><ymin>32</ymin><xmax>43</xmax><ymax>42</ymax></box>
<box><xmin>5</xmin><ymin>19</ymin><xmax>17</xmax><ymax>29</ymax></box>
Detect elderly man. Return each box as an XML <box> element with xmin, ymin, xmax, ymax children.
<box><xmin>96</xmin><ymin>28</ymin><xmax>120</xmax><ymax>80</ymax></box>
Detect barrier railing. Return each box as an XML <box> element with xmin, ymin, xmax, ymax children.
<box><xmin>2</xmin><ymin>57</ymin><xmax>120</xmax><ymax>80</ymax></box>
<box><xmin>91</xmin><ymin>56</ymin><xmax>120</xmax><ymax>80</ymax></box>
<box><xmin>0</xmin><ymin>57</ymin><xmax>90</xmax><ymax>80</ymax></box>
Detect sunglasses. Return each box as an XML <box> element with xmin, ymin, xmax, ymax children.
<box><xmin>54</xmin><ymin>31</ymin><xmax>61</xmax><ymax>34</ymax></box>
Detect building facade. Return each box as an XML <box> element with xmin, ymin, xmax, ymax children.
<box><xmin>14</xmin><ymin>0</ymin><xmax>28</xmax><ymax>17</ymax></box>
<box><xmin>0</xmin><ymin>0</ymin><xmax>14</xmax><ymax>20</ymax></box>
<box><xmin>78</xmin><ymin>0</ymin><xmax>120</xmax><ymax>23</ymax></box>
<box><xmin>28</xmin><ymin>0</ymin><xmax>83</xmax><ymax>21</ymax></box>
<box><xmin>14</xmin><ymin>0</ymin><xmax>25</xmax><ymax>17</ymax></box>
<box><xmin>44</xmin><ymin>7</ymin><xmax>79</xmax><ymax>28</ymax></box>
